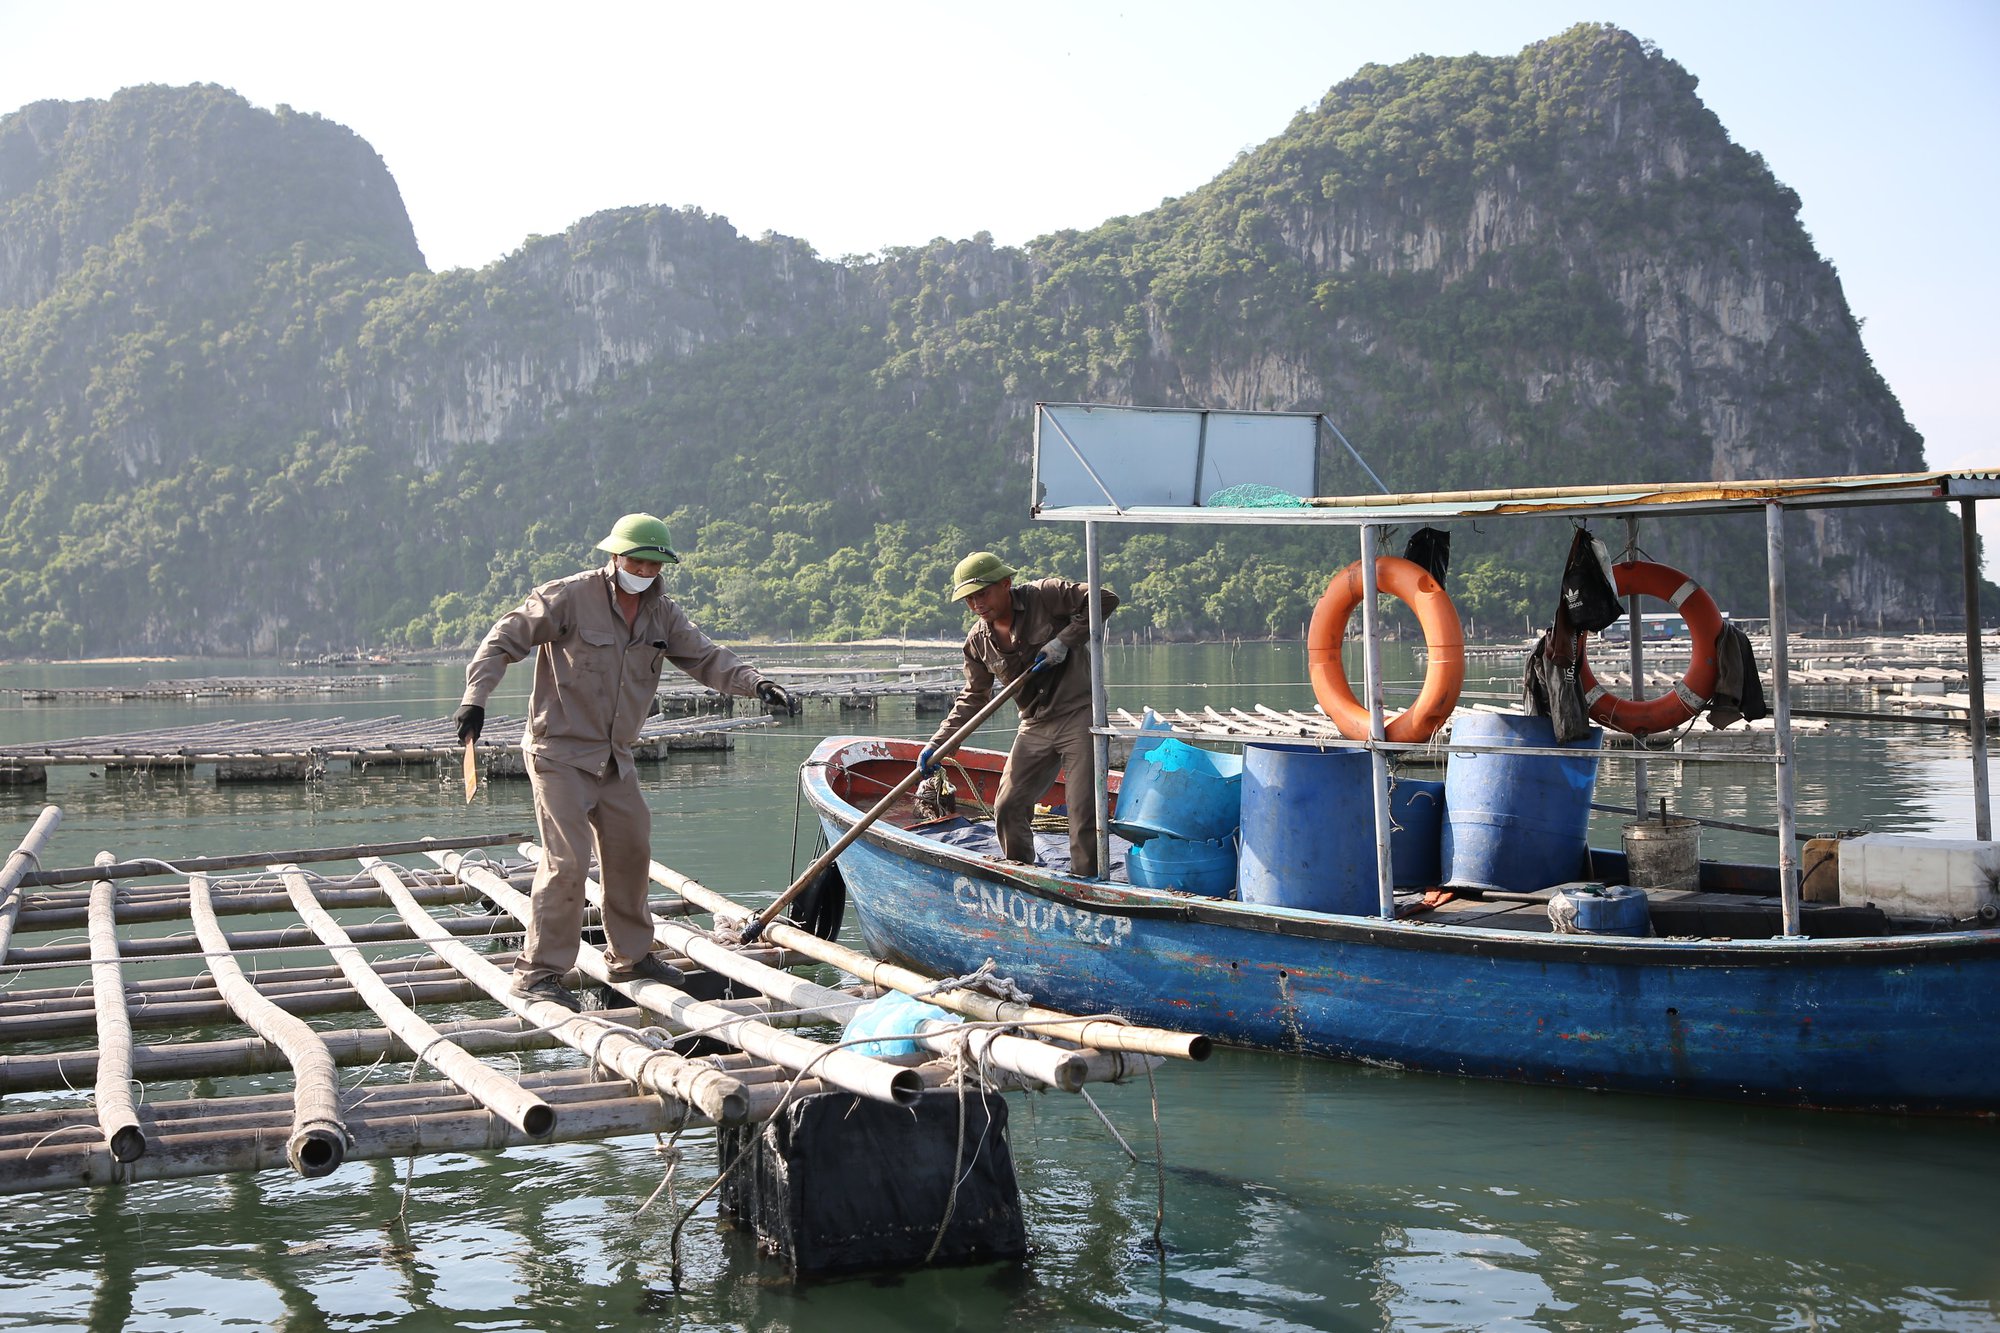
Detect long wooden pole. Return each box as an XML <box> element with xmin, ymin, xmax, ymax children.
<box><xmin>521</xmin><ymin>843</ymin><xmax>1123</xmax><ymax>1094</ymax></box>
<box><xmin>16</xmin><ymin>832</ymin><xmax>524</xmax><ymax>889</ymax></box>
<box><xmin>0</xmin><ymin>1005</ymin><xmax>645</xmax><ymax>1094</ymax></box>
<box><xmin>1</xmin><ymin>974</ymin><xmax>492</xmax><ymax>1043</ymax></box>
<box><xmin>4</xmin><ymin>909</ymin><xmax>525</xmax><ymax>969</ymax></box>
<box><xmin>450</xmin><ymin>852</ymin><xmax>921</xmax><ymax>1108</ymax></box>
<box><xmin>185</xmin><ymin>872</ymin><xmax>347</xmax><ymax>1177</ymax></box>
<box><xmin>651</xmin><ymin>859</ymin><xmax>1210</xmax><ymax>1062</ymax></box>
<box><xmin>87</xmin><ymin>853</ymin><xmax>144</xmax><ymax>1163</ymax></box>
<box><xmin>279</xmin><ymin>867</ymin><xmax>554</xmax><ymax>1138</ymax></box>
<box><xmin>0</xmin><ymin>804</ymin><xmax>62</xmax><ymax>962</ymax></box>
<box><xmin>0</xmin><ymin>1079</ymin><xmax>689</xmax><ymax>1198</ymax></box>
<box><xmin>363</xmin><ymin>859</ymin><xmax>752</xmax><ymax>1124</ymax></box>
<box><xmin>742</xmin><ymin>669</ymin><xmax>1033</xmax><ymax>941</ymax></box>
<box><xmin>14</xmin><ymin>871</ymin><xmax>505</xmax><ymax>932</ymax></box>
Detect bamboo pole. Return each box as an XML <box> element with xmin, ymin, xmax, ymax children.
<box><xmin>649</xmin><ymin>858</ymin><xmax>1212</xmax><ymax>1062</ymax></box>
<box><xmin>0</xmin><ymin>1005</ymin><xmax>635</xmax><ymax>1093</ymax></box>
<box><xmin>1</xmin><ymin>950</ymin><xmax>506</xmax><ymax>1006</ymax></box>
<box><xmin>361</xmin><ymin>859</ymin><xmax>751</xmax><ymax>1124</ymax></box>
<box><xmin>2</xmin><ymin>910</ymin><xmax>525</xmax><ymax>969</ymax></box>
<box><xmin>0</xmin><ymin>1085</ymin><xmax>686</xmax><ymax>1197</ymax></box>
<box><xmin>87</xmin><ymin>853</ymin><xmax>145</xmax><ymax>1163</ymax></box>
<box><xmin>522</xmin><ymin>845</ymin><xmax>1149</xmax><ymax>1093</ymax></box>
<box><xmin>0</xmin><ymin>974</ymin><xmax>492</xmax><ymax>1042</ymax></box>
<box><xmin>444</xmin><ymin>851</ymin><xmax>921</xmax><ymax>1108</ymax></box>
<box><xmin>185</xmin><ymin>872</ymin><xmax>346</xmax><ymax>1177</ymax></box>
<box><xmin>742</xmin><ymin>669</ymin><xmax>1033</xmax><ymax>941</ymax></box>
<box><xmin>15</xmin><ymin>832</ymin><xmax>525</xmax><ymax>890</ymax></box>
<box><xmin>12</xmin><ymin>870</ymin><xmax>511</xmax><ymax>932</ymax></box>
<box><xmin>0</xmin><ymin>804</ymin><xmax>63</xmax><ymax>963</ymax></box>
<box><xmin>1301</xmin><ymin>470</ymin><xmax>1949</xmax><ymax>511</ymax></box>
<box><xmin>279</xmin><ymin>866</ymin><xmax>554</xmax><ymax>1138</ymax></box>
<box><xmin>0</xmin><ymin>998</ymin><xmax>792</xmax><ymax>1096</ymax></box>
<box><xmin>0</xmin><ymin>1074</ymin><xmax>641</xmax><ymax>1151</ymax></box>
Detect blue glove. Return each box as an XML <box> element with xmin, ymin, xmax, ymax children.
<box><xmin>1032</xmin><ymin>637</ymin><xmax>1070</xmax><ymax>672</ymax></box>
<box><xmin>917</xmin><ymin>744</ymin><xmax>939</xmax><ymax>777</ymax></box>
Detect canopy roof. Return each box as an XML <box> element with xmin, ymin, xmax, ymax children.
<box><xmin>1031</xmin><ymin>403</ymin><xmax>1999</xmax><ymax>525</ymax></box>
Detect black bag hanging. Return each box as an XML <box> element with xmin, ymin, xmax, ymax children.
<box><xmin>1402</xmin><ymin>526</ymin><xmax>1451</xmax><ymax>583</ymax></box>
<box><xmin>1520</xmin><ymin>630</ymin><xmax>1594</xmax><ymax>743</ymax></box>
<box><xmin>1706</xmin><ymin>621</ymin><xmax>1769</xmax><ymax>728</ymax></box>
<box><xmin>1559</xmin><ymin>529</ymin><xmax>1622</xmax><ymax>633</ymax></box>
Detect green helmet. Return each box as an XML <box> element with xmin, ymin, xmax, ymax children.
<box><xmin>596</xmin><ymin>513</ymin><xmax>679</xmax><ymax>563</ymax></box>
<box><xmin>948</xmin><ymin>550</ymin><xmax>1015</xmax><ymax>601</ymax></box>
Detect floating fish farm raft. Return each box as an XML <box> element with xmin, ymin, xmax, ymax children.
<box><xmin>0</xmin><ymin>807</ymin><xmax>1206</xmax><ymax>1275</ymax></box>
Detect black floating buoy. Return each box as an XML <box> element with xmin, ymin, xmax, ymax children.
<box><xmin>717</xmin><ymin>1090</ymin><xmax>1026</xmax><ymax>1279</ymax></box>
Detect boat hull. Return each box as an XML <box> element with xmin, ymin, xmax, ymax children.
<box><xmin>805</xmin><ymin>737</ymin><xmax>2000</xmax><ymax>1114</ymax></box>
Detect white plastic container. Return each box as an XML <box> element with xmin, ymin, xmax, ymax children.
<box><xmin>1836</xmin><ymin>834</ymin><xmax>2000</xmax><ymax>922</ymax></box>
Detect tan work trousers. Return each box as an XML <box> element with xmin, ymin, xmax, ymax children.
<box><xmin>518</xmin><ymin>753</ymin><xmax>658</xmax><ymax>986</ymax></box>
<box><xmin>994</xmin><ymin>708</ymin><xmax>1100</xmax><ymax>878</ymax></box>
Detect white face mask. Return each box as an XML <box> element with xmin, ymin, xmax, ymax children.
<box><xmin>615</xmin><ymin>568</ymin><xmax>656</xmax><ymax>594</ymax></box>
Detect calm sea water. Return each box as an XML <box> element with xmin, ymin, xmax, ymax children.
<box><xmin>1</xmin><ymin>645</ymin><xmax>1996</xmax><ymax>1331</ymax></box>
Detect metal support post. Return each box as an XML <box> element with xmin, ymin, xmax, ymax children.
<box><xmin>1625</xmin><ymin>516</ymin><xmax>1649</xmax><ymax>816</ymax></box>
<box><xmin>1359</xmin><ymin>526</ymin><xmax>1396</xmax><ymax>918</ymax></box>
<box><xmin>1086</xmin><ymin>522</ymin><xmax>1112</xmax><ymax>880</ymax></box>
<box><xmin>1765</xmin><ymin>503</ymin><xmax>1801</xmax><ymax>935</ymax></box>
<box><xmin>1959</xmin><ymin>499</ymin><xmax>1991</xmax><ymax>840</ymax></box>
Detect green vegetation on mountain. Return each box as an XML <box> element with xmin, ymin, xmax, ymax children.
<box><xmin>0</xmin><ymin>27</ymin><xmax>1973</xmax><ymax>659</ymax></box>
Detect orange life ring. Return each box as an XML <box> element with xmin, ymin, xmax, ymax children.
<box><xmin>1575</xmin><ymin>561</ymin><xmax>1723</xmax><ymax>735</ymax></box>
<box><xmin>1308</xmin><ymin>557</ymin><xmax>1465</xmax><ymax>742</ymax></box>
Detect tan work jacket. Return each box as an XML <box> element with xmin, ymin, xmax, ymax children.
<box><xmin>462</xmin><ymin>561</ymin><xmax>764</xmax><ymax>777</ymax></box>
<box><xmin>930</xmin><ymin>578</ymin><xmax>1118</xmax><ymax>744</ymax></box>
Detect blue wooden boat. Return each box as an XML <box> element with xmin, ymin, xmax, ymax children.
<box><xmin>803</xmin><ymin>735</ymin><xmax>2000</xmax><ymax>1114</ymax></box>
<box><xmin>799</xmin><ymin>405</ymin><xmax>2000</xmax><ymax>1114</ymax></box>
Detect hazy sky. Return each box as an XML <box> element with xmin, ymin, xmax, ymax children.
<box><xmin>1</xmin><ymin>1</ymin><xmax>1994</xmax><ymax>480</ymax></box>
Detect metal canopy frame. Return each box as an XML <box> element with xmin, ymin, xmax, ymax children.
<box><xmin>1032</xmin><ymin>402</ymin><xmax>1995</xmax><ymax>937</ymax></box>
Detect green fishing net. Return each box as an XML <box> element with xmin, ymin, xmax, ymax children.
<box><xmin>1204</xmin><ymin>483</ymin><xmax>1308</xmax><ymax>508</ymax></box>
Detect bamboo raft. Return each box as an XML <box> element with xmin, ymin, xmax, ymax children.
<box><xmin>1111</xmin><ymin>705</ymin><xmax>1829</xmax><ymax>758</ymax></box>
<box><xmin>655</xmin><ymin>665</ymin><xmax>962</xmax><ymax>716</ymax></box>
<box><xmin>0</xmin><ymin>806</ymin><xmax>1204</xmax><ymax>1200</ymax></box>
<box><xmin>0</xmin><ymin>712</ymin><xmax>774</xmax><ymax>783</ymax></box>
<box><xmin>1</xmin><ymin>674</ymin><xmax>411</xmax><ymax>702</ymax></box>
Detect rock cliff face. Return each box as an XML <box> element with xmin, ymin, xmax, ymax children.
<box><xmin>336</xmin><ymin>209</ymin><xmax>860</xmax><ymax>470</ymax></box>
<box><xmin>0</xmin><ymin>26</ymin><xmax>1969</xmax><ymax>655</ymax></box>
<box><xmin>0</xmin><ymin>84</ymin><xmax>421</xmax><ymax>309</ymax></box>
<box><xmin>1006</xmin><ymin>26</ymin><xmax>1935</xmax><ymax>615</ymax></box>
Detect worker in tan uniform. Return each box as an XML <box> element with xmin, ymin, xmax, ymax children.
<box><xmin>454</xmin><ymin>513</ymin><xmax>795</xmax><ymax>1011</ymax></box>
<box><xmin>921</xmin><ymin>552</ymin><xmax>1117</xmax><ymax>878</ymax></box>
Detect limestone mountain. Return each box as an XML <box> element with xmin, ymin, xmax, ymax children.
<box><xmin>0</xmin><ymin>26</ymin><xmax>1971</xmax><ymax>657</ymax></box>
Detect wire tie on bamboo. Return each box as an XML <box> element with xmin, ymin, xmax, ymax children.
<box><xmin>924</xmin><ymin>1033</ymin><xmax>1002</xmax><ymax>1265</ymax></box>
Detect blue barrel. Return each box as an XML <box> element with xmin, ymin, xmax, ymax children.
<box><xmin>1389</xmin><ymin>778</ymin><xmax>1446</xmax><ymax>888</ymax></box>
<box><xmin>1442</xmin><ymin>713</ymin><xmax>1603</xmax><ymax>894</ymax></box>
<box><xmin>1236</xmin><ymin>744</ymin><xmax>1377</xmax><ymax>914</ymax></box>
<box><xmin>1110</xmin><ymin>738</ymin><xmax>1242</xmax><ymax>843</ymax></box>
<box><xmin>1127</xmin><ymin>835</ymin><xmax>1237</xmax><ymax>897</ymax></box>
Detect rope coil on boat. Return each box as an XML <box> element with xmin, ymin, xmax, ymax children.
<box><xmin>1576</xmin><ymin>560</ymin><xmax>1724</xmax><ymax>735</ymax></box>
<box><xmin>1307</xmin><ymin>556</ymin><xmax>1465</xmax><ymax>742</ymax></box>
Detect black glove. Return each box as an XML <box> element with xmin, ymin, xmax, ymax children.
<box><xmin>757</xmin><ymin>680</ymin><xmax>797</xmax><ymax>714</ymax></box>
<box><xmin>453</xmin><ymin>704</ymin><xmax>484</xmax><ymax>744</ymax></box>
